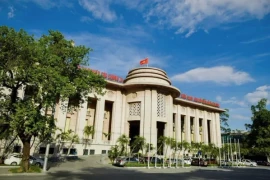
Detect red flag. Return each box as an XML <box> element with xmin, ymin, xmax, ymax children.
<box><xmin>140</xmin><ymin>58</ymin><xmax>149</xmax><ymax>65</ymax></box>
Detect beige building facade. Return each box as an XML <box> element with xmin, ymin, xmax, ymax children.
<box><xmin>46</xmin><ymin>67</ymin><xmax>224</xmax><ymax>156</ymax></box>
<box><xmin>1</xmin><ymin>67</ymin><xmax>225</xmax><ymax>157</ymax></box>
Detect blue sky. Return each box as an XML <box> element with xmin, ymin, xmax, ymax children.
<box><xmin>1</xmin><ymin>0</ymin><xmax>270</xmax><ymax>131</ymax></box>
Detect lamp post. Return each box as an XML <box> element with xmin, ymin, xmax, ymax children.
<box><xmin>43</xmin><ymin>143</ymin><xmax>50</xmax><ymax>172</ymax></box>
<box><xmin>147</xmin><ymin>142</ymin><xmax>150</xmax><ymax>169</ymax></box>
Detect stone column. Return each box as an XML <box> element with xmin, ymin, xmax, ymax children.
<box><xmin>211</xmin><ymin>113</ymin><xmax>217</xmax><ymax>145</ymax></box>
<box><xmin>121</xmin><ymin>93</ymin><xmax>127</xmax><ymax>136</ymax></box>
<box><xmin>142</xmin><ymin>89</ymin><xmax>151</xmax><ymax>143</ymax></box>
<box><xmin>175</xmin><ymin>105</ymin><xmax>182</xmax><ymax>142</ymax></box>
<box><xmin>185</xmin><ymin>108</ymin><xmax>191</xmax><ymax>143</ymax></box>
<box><xmin>55</xmin><ymin>98</ymin><xmax>69</xmax><ymax>131</ymax></box>
<box><xmin>76</xmin><ymin>98</ymin><xmax>88</xmax><ymax>139</ymax></box>
<box><xmin>110</xmin><ymin>90</ymin><xmax>122</xmax><ymax>144</ymax></box>
<box><xmin>94</xmin><ymin>97</ymin><xmax>105</xmax><ymax>142</ymax></box>
<box><xmin>166</xmin><ymin>96</ymin><xmax>174</xmax><ymax>138</ymax></box>
<box><xmin>215</xmin><ymin>113</ymin><xmax>222</xmax><ymax>147</ymax></box>
<box><xmin>151</xmin><ymin>90</ymin><xmax>157</xmax><ymax>149</ymax></box>
<box><xmin>194</xmin><ymin>109</ymin><xmax>200</xmax><ymax>143</ymax></box>
<box><xmin>203</xmin><ymin>111</ymin><xmax>208</xmax><ymax>145</ymax></box>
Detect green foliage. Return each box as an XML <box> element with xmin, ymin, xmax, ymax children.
<box><xmin>117</xmin><ymin>134</ymin><xmax>130</xmax><ymax>156</ymax></box>
<box><xmin>108</xmin><ymin>145</ymin><xmax>120</xmax><ymax>163</ymax></box>
<box><xmin>9</xmin><ymin>165</ymin><xmax>42</xmax><ymax>173</ymax></box>
<box><xmin>84</xmin><ymin>126</ymin><xmax>95</xmax><ymax>139</ymax></box>
<box><xmin>0</xmin><ymin>26</ymin><xmax>106</xmax><ymax>171</ymax></box>
<box><xmin>246</xmin><ymin>98</ymin><xmax>270</xmax><ymax>158</ymax></box>
<box><xmin>220</xmin><ymin>109</ymin><xmax>230</xmax><ymax>133</ymax></box>
<box><xmin>131</xmin><ymin>136</ymin><xmax>146</xmax><ymax>154</ymax></box>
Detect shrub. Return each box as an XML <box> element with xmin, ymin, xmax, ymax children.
<box><xmin>9</xmin><ymin>165</ymin><xmax>42</xmax><ymax>173</ymax></box>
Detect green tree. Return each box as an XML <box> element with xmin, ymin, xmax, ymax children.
<box><xmin>66</xmin><ymin>130</ymin><xmax>79</xmax><ymax>155</ymax></box>
<box><xmin>157</xmin><ymin>136</ymin><xmax>167</xmax><ymax>155</ymax></box>
<box><xmin>130</xmin><ymin>136</ymin><xmax>146</xmax><ymax>155</ymax></box>
<box><xmin>83</xmin><ymin>125</ymin><xmax>95</xmax><ymax>149</ymax></box>
<box><xmin>108</xmin><ymin>145</ymin><xmax>120</xmax><ymax>163</ymax></box>
<box><xmin>117</xmin><ymin>134</ymin><xmax>130</xmax><ymax>156</ymax></box>
<box><xmin>246</xmin><ymin>98</ymin><xmax>270</xmax><ymax>161</ymax></box>
<box><xmin>0</xmin><ymin>26</ymin><xmax>106</xmax><ymax>171</ymax></box>
<box><xmin>56</xmin><ymin>129</ymin><xmax>71</xmax><ymax>154</ymax></box>
<box><xmin>220</xmin><ymin>109</ymin><xmax>230</xmax><ymax>133</ymax></box>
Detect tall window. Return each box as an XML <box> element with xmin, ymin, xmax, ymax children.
<box><xmin>157</xmin><ymin>93</ymin><xmax>166</xmax><ymax>117</ymax></box>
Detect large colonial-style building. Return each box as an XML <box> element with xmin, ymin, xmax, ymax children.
<box><xmin>1</xmin><ymin>66</ymin><xmax>225</xmax><ymax>157</ymax></box>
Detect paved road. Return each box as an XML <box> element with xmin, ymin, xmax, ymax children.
<box><xmin>1</xmin><ymin>166</ymin><xmax>270</xmax><ymax>180</ymax></box>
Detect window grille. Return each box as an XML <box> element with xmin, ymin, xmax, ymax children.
<box><xmin>129</xmin><ymin>102</ymin><xmax>141</xmax><ymax>116</ymax></box>
<box><xmin>157</xmin><ymin>93</ymin><xmax>166</xmax><ymax>117</ymax></box>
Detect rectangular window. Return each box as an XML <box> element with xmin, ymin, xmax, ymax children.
<box><xmin>101</xmin><ymin>150</ymin><xmax>106</xmax><ymax>154</ymax></box>
<box><xmin>65</xmin><ymin>117</ymin><xmax>71</xmax><ymax>132</ymax></box>
<box><xmin>83</xmin><ymin>149</ymin><xmax>89</xmax><ymax>155</ymax></box>
<box><xmin>89</xmin><ymin>149</ymin><xmax>95</xmax><ymax>155</ymax></box>
<box><xmin>49</xmin><ymin>148</ymin><xmax>54</xmax><ymax>154</ymax></box>
<box><xmin>39</xmin><ymin>147</ymin><xmax>46</xmax><ymax>154</ymax></box>
<box><xmin>13</xmin><ymin>146</ymin><xmax>21</xmax><ymax>153</ymax></box>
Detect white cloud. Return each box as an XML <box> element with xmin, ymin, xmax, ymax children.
<box><xmin>143</xmin><ymin>0</ymin><xmax>270</xmax><ymax>37</ymax></box>
<box><xmin>64</xmin><ymin>30</ymin><xmax>168</xmax><ymax>77</ymax></box>
<box><xmin>231</xmin><ymin>114</ymin><xmax>250</xmax><ymax>121</ymax></box>
<box><xmin>171</xmin><ymin>66</ymin><xmax>254</xmax><ymax>85</ymax></box>
<box><xmin>78</xmin><ymin>0</ymin><xmax>117</xmax><ymax>22</ymax></box>
<box><xmin>80</xmin><ymin>16</ymin><xmax>93</xmax><ymax>23</ymax></box>
<box><xmin>17</xmin><ymin>0</ymin><xmax>270</xmax><ymax>37</ymax></box>
<box><xmin>8</xmin><ymin>6</ymin><xmax>15</xmax><ymax>18</ymax></box>
<box><xmin>240</xmin><ymin>35</ymin><xmax>270</xmax><ymax>44</ymax></box>
<box><xmin>216</xmin><ymin>96</ymin><xmax>246</xmax><ymax>107</ymax></box>
<box><xmin>21</xmin><ymin>0</ymin><xmax>73</xmax><ymax>9</ymax></box>
<box><xmin>254</xmin><ymin>53</ymin><xmax>270</xmax><ymax>58</ymax></box>
<box><xmin>245</xmin><ymin>85</ymin><xmax>270</xmax><ymax>105</ymax></box>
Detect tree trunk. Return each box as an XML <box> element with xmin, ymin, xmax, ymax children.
<box><xmin>67</xmin><ymin>142</ymin><xmax>73</xmax><ymax>156</ymax></box>
<box><xmin>20</xmin><ymin>135</ymin><xmax>32</xmax><ymax>172</ymax></box>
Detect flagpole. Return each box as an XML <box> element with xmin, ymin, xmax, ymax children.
<box><xmin>227</xmin><ymin>137</ymin><xmax>230</xmax><ymax>161</ymax></box>
<box><xmin>238</xmin><ymin>139</ymin><xmax>241</xmax><ymax>161</ymax></box>
<box><xmin>234</xmin><ymin>139</ymin><xmax>238</xmax><ymax>165</ymax></box>
<box><xmin>222</xmin><ymin>137</ymin><xmax>225</xmax><ymax>163</ymax></box>
<box><xmin>230</xmin><ymin>138</ymin><xmax>233</xmax><ymax>162</ymax></box>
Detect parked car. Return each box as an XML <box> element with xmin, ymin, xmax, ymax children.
<box><xmin>256</xmin><ymin>161</ymin><xmax>270</xmax><ymax>166</ymax></box>
<box><xmin>29</xmin><ymin>156</ymin><xmax>44</xmax><ymax>167</ymax></box>
<box><xmin>191</xmin><ymin>158</ymin><xmax>208</xmax><ymax>167</ymax></box>
<box><xmin>4</xmin><ymin>154</ymin><xmax>44</xmax><ymax>167</ymax></box>
<box><xmin>242</xmin><ymin>159</ymin><xmax>257</xmax><ymax>167</ymax></box>
<box><xmin>184</xmin><ymin>158</ymin><xmax>192</xmax><ymax>165</ymax></box>
<box><xmin>141</xmin><ymin>157</ymin><xmax>163</xmax><ymax>164</ymax></box>
<box><xmin>115</xmin><ymin>157</ymin><xmax>139</xmax><ymax>166</ymax></box>
<box><xmin>219</xmin><ymin>160</ymin><xmax>229</xmax><ymax>166</ymax></box>
<box><xmin>4</xmin><ymin>153</ymin><xmax>22</xmax><ymax>165</ymax></box>
<box><xmin>113</xmin><ymin>156</ymin><xmax>126</xmax><ymax>165</ymax></box>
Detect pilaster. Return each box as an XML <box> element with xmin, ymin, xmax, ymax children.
<box><xmin>185</xmin><ymin>107</ymin><xmax>191</xmax><ymax>143</ymax></box>
<box><xmin>55</xmin><ymin>98</ymin><xmax>69</xmax><ymax>131</ymax></box>
<box><xmin>215</xmin><ymin>113</ymin><xmax>222</xmax><ymax>147</ymax></box>
<box><xmin>203</xmin><ymin>111</ymin><xmax>208</xmax><ymax>145</ymax></box>
<box><xmin>175</xmin><ymin>105</ymin><xmax>182</xmax><ymax>142</ymax></box>
<box><xmin>211</xmin><ymin>113</ymin><xmax>217</xmax><ymax>144</ymax></box>
<box><xmin>76</xmin><ymin>98</ymin><xmax>88</xmax><ymax>139</ymax></box>
<box><xmin>111</xmin><ymin>90</ymin><xmax>122</xmax><ymax>144</ymax></box>
<box><xmin>151</xmin><ymin>90</ymin><xmax>157</xmax><ymax>149</ymax></box>
<box><xmin>94</xmin><ymin>97</ymin><xmax>105</xmax><ymax>142</ymax></box>
<box><xmin>142</xmin><ymin>89</ymin><xmax>151</xmax><ymax>143</ymax></box>
<box><xmin>194</xmin><ymin>109</ymin><xmax>200</xmax><ymax>142</ymax></box>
